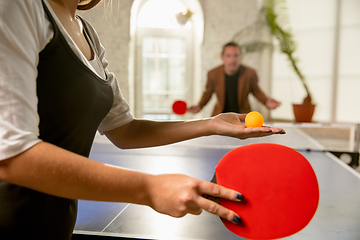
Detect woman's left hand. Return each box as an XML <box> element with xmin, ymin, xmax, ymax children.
<box><xmin>208</xmin><ymin>113</ymin><xmax>285</xmax><ymax>140</ymax></box>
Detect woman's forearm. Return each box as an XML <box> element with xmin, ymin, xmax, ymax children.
<box><xmin>0</xmin><ymin>141</ymin><xmax>150</xmax><ymax>204</ymax></box>
<box><xmin>0</xmin><ymin>141</ymin><xmax>244</xmax><ymax>222</ymax></box>
<box><xmin>105</xmin><ymin>114</ymin><xmax>284</xmax><ymax>149</ymax></box>
<box><xmin>105</xmin><ymin>118</ymin><xmax>213</xmax><ymax>149</ymax></box>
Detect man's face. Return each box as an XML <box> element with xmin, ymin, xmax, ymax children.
<box><xmin>221</xmin><ymin>46</ymin><xmax>241</xmax><ymax>74</ymax></box>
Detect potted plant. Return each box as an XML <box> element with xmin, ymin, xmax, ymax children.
<box><xmin>231</xmin><ymin>0</ymin><xmax>315</xmax><ymax>122</ymax></box>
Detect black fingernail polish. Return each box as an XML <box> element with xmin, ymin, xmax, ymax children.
<box><xmin>233</xmin><ymin>216</ymin><xmax>242</xmax><ymax>224</ymax></box>
<box><xmin>236</xmin><ymin>194</ymin><xmax>244</xmax><ymax>200</ymax></box>
<box><xmin>266</xmin><ymin>130</ymin><xmax>272</xmax><ymax>133</ymax></box>
<box><xmin>279</xmin><ymin>131</ymin><xmax>286</xmax><ymax>134</ymax></box>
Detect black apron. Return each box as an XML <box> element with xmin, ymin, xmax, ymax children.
<box><xmin>0</xmin><ymin>2</ymin><xmax>114</xmax><ymax>239</ymax></box>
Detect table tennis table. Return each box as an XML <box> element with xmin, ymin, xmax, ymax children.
<box><xmin>72</xmin><ymin>126</ymin><xmax>360</xmax><ymax>240</ymax></box>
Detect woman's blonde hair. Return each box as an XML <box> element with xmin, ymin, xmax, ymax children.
<box><xmin>77</xmin><ymin>0</ymin><xmax>102</xmax><ymax>10</ymax></box>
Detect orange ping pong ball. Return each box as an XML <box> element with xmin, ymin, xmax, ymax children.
<box><xmin>245</xmin><ymin>111</ymin><xmax>264</xmax><ymax>127</ymax></box>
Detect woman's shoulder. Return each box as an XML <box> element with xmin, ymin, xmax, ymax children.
<box><xmin>77</xmin><ymin>16</ymin><xmax>104</xmax><ymax>55</ymax></box>
<box><xmin>0</xmin><ymin>0</ymin><xmax>44</xmax><ymax>19</ymax></box>
<box><xmin>0</xmin><ymin>0</ymin><xmax>51</xmax><ymax>51</ymax></box>
<box><xmin>77</xmin><ymin>16</ymin><xmax>100</xmax><ymax>43</ymax></box>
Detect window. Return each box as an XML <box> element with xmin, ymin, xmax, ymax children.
<box><xmin>137</xmin><ymin>0</ymin><xmax>192</xmax><ymax>29</ymax></box>
<box><xmin>135</xmin><ymin>0</ymin><xmax>193</xmax><ymax>120</ymax></box>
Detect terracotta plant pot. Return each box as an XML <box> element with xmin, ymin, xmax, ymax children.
<box><xmin>292</xmin><ymin>103</ymin><xmax>316</xmax><ymax>122</ymax></box>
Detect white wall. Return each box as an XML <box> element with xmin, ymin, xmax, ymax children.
<box><xmin>79</xmin><ymin>0</ymin><xmax>265</xmax><ymax>119</ymax></box>
<box><xmin>336</xmin><ymin>0</ymin><xmax>360</xmax><ymax>123</ymax></box>
<box><xmin>79</xmin><ymin>0</ymin><xmax>360</xmax><ymax>123</ymax></box>
<box><xmin>271</xmin><ymin>0</ymin><xmax>360</xmax><ymax>123</ymax></box>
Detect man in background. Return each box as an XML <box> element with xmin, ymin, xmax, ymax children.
<box><xmin>189</xmin><ymin>42</ymin><xmax>280</xmax><ymax>116</ymax></box>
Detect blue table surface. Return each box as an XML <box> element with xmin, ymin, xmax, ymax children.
<box><xmin>74</xmin><ymin>131</ymin><xmax>360</xmax><ymax>240</ymax></box>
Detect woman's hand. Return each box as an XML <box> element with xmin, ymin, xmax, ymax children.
<box><xmin>208</xmin><ymin>113</ymin><xmax>285</xmax><ymax>139</ymax></box>
<box><xmin>146</xmin><ymin>174</ymin><xmax>243</xmax><ymax>224</ymax></box>
<box><xmin>105</xmin><ymin>113</ymin><xmax>285</xmax><ymax>149</ymax></box>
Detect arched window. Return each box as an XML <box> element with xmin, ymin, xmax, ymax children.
<box><xmin>137</xmin><ymin>0</ymin><xmax>192</xmax><ymax>29</ymax></box>
<box><xmin>131</xmin><ymin>0</ymin><xmax>202</xmax><ymax>120</ymax></box>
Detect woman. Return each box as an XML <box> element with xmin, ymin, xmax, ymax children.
<box><xmin>0</xmin><ymin>0</ymin><xmax>285</xmax><ymax>239</ymax></box>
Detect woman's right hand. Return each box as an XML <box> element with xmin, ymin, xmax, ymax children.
<box><xmin>145</xmin><ymin>173</ymin><xmax>243</xmax><ymax>224</ymax></box>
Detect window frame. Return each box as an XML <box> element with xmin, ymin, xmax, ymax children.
<box><xmin>135</xmin><ymin>27</ymin><xmax>194</xmax><ymax>119</ymax></box>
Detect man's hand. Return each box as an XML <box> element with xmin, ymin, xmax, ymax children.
<box><xmin>266</xmin><ymin>98</ymin><xmax>281</xmax><ymax>109</ymax></box>
<box><xmin>188</xmin><ymin>105</ymin><xmax>202</xmax><ymax>114</ymax></box>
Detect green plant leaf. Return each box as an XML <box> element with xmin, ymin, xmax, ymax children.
<box><xmin>231</xmin><ymin>0</ymin><xmax>312</xmax><ymax>103</ymax></box>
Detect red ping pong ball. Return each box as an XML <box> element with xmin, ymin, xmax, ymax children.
<box><xmin>245</xmin><ymin>111</ymin><xmax>264</xmax><ymax>127</ymax></box>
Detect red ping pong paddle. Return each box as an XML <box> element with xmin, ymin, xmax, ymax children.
<box><xmin>215</xmin><ymin>143</ymin><xmax>319</xmax><ymax>240</ymax></box>
<box><xmin>172</xmin><ymin>100</ymin><xmax>187</xmax><ymax>115</ymax></box>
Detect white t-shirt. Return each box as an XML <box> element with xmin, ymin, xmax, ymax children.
<box><xmin>0</xmin><ymin>0</ymin><xmax>134</xmax><ymax>160</ymax></box>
